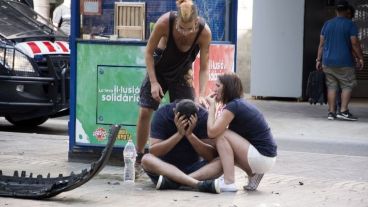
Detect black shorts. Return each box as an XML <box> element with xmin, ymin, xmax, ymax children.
<box><xmin>138</xmin><ymin>75</ymin><xmax>195</xmax><ymax>110</ymax></box>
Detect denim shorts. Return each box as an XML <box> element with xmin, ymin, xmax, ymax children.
<box><xmin>145</xmin><ymin>160</ymin><xmax>207</xmax><ymax>185</ymax></box>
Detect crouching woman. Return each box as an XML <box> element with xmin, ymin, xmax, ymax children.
<box><xmin>206</xmin><ymin>73</ymin><xmax>277</xmax><ymax>192</ymax></box>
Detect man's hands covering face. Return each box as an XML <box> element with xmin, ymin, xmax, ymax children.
<box><xmin>174</xmin><ymin>112</ymin><xmax>188</xmax><ymax>136</ymax></box>
<box><xmin>174</xmin><ymin>112</ymin><xmax>197</xmax><ymax>137</ymax></box>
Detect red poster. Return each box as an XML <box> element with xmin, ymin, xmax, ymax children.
<box><xmin>193</xmin><ymin>44</ymin><xmax>235</xmax><ymax>96</ymax></box>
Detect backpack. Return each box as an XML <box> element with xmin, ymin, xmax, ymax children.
<box><xmin>306</xmin><ymin>70</ymin><xmax>327</xmax><ymax>105</ymax></box>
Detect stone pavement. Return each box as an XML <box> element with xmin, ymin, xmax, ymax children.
<box><xmin>0</xmin><ymin>98</ymin><xmax>367</xmax><ymax>207</ymax></box>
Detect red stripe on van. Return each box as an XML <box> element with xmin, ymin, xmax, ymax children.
<box><xmin>26</xmin><ymin>42</ymin><xmax>41</xmax><ymax>54</ymax></box>
<box><xmin>43</xmin><ymin>41</ymin><xmax>56</xmax><ymax>52</ymax></box>
<box><xmin>56</xmin><ymin>41</ymin><xmax>68</xmax><ymax>52</ymax></box>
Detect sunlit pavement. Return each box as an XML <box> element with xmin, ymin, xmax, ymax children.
<box><xmin>0</xmin><ymin>98</ymin><xmax>367</xmax><ymax>206</ymax></box>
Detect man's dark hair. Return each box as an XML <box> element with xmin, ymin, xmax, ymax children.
<box><xmin>347</xmin><ymin>4</ymin><xmax>355</xmax><ymax>19</ymax></box>
<box><xmin>335</xmin><ymin>0</ymin><xmax>349</xmax><ymax>12</ymax></box>
<box><xmin>218</xmin><ymin>73</ymin><xmax>244</xmax><ymax>104</ymax></box>
<box><xmin>175</xmin><ymin>99</ymin><xmax>198</xmax><ymax>119</ymax></box>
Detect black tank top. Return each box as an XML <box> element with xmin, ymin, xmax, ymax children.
<box><xmin>154</xmin><ymin>11</ymin><xmax>205</xmax><ymax>83</ymax></box>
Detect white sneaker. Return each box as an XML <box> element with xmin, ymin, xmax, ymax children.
<box><xmin>219</xmin><ymin>175</ymin><xmax>224</xmax><ymax>182</ymax></box>
<box><xmin>219</xmin><ymin>178</ymin><xmax>237</xmax><ymax>192</ymax></box>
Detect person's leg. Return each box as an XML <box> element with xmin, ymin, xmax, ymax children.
<box><xmin>337</xmin><ymin>67</ymin><xmax>357</xmax><ymax>113</ymax></box>
<box><xmin>335</xmin><ymin>88</ymin><xmax>342</xmax><ymax>112</ymax></box>
<box><xmin>134</xmin><ymin>107</ymin><xmax>154</xmax><ymax>178</ymax></box>
<box><xmin>216</xmin><ymin>130</ymin><xmax>252</xmax><ymax>183</ymax></box>
<box><xmin>335</xmin><ymin>67</ymin><xmax>358</xmax><ymax>120</ymax></box>
<box><xmin>188</xmin><ymin>158</ymin><xmax>223</xmax><ymax>181</ymax></box>
<box><xmin>141</xmin><ymin>154</ymin><xmax>199</xmax><ymax>188</ymax></box>
<box><xmin>136</xmin><ymin>107</ymin><xmax>153</xmax><ymax>155</ymax></box>
<box><xmin>142</xmin><ymin>154</ymin><xmax>220</xmax><ymax>193</ymax></box>
<box><xmin>243</xmin><ymin>145</ymin><xmax>276</xmax><ymax>191</ymax></box>
<box><xmin>136</xmin><ymin>76</ymin><xmax>166</xmax><ymax>157</ymax></box>
<box><xmin>336</xmin><ymin>88</ymin><xmax>358</xmax><ymax>120</ymax></box>
<box><xmin>215</xmin><ymin>134</ymin><xmax>236</xmax><ymax>184</ymax></box>
<box><xmin>222</xmin><ymin>130</ymin><xmax>254</xmax><ymax>176</ymax></box>
<box><xmin>340</xmin><ymin>89</ymin><xmax>352</xmax><ymax>113</ymax></box>
<box><xmin>185</xmin><ymin>159</ymin><xmax>222</xmax><ymax>193</ymax></box>
<box><xmin>136</xmin><ymin>76</ymin><xmax>166</xmax><ymax>178</ymax></box>
<box><xmin>327</xmin><ymin>89</ymin><xmax>337</xmax><ymax>113</ymax></box>
<box><xmin>323</xmin><ymin>67</ymin><xmax>339</xmax><ymax>115</ymax></box>
<box><xmin>222</xmin><ymin>130</ymin><xmax>272</xmax><ymax>191</ymax></box>
<box><xmin>211</xmin><ymin>130</ymin><xmax>253</xmax><ymax>192</ymax></box>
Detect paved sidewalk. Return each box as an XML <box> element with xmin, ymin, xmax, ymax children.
<box><xmin>0</xmin><ymin>99</ymin><xmax>367</xmax><ymax>207</ymax></box>
<box><xmin>252</xmin><ymin>98</ymin><xmax>368</xmax><ymax>156</ymax></box>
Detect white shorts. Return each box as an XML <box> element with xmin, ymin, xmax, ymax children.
<box><xmin>247</xmin><ymin>144</ymin><xmax>276</xmax><ymax>174</ymax></box>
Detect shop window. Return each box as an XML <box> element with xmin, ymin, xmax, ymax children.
<box><xmin>80</xmin><ymin>0</ymin><xmax>229</xmax><ymax>42</ymax></box>
<box><xmin>351</xmin><ymin>1</ymin><xmax>368</xmax><ymax>78</ymax></box>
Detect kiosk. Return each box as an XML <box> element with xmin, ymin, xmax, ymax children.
<box><xmin>68</xmin><ymin>0</ymin><xmax>238</xmax><ymax>161</ymax></box>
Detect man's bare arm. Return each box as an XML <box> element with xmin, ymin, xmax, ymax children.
<box><xmin>351</xmin><ymin>36</ymin><xmax>364</xmax><ymax>70</ymax></box>
<box><xmin>145</xmin><ymin>13</ymin><xmax>169</xmax><ymax>83</ymax></box>
<box><xmin>186</xmin><ymin>134</ymin><xmax>217</xmax><ymax>161</ymax></box>
<box><xmin>144</xmin><ymin>12</ymin><xmax>170</xmax><ymax>101</ymax></box>
<box><xmin>149</xmin><ymin>133</ymin><xmax>184</xmax><ymax>157</ymax></box>
<box><xmin>198</xmin><ymin>24</ymin><xmax>211</xmax><ymax>97</ymax></box>
<box><xmin>316</xmin><ymin>35</ymin><xmax>324</xmax><ymax>70</ymax></box>
<box><xmin>184</xmin><ymin>114</ymin><xmax>217</xmax><ymax>161</ymax></box>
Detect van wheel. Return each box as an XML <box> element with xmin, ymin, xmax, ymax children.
<box><xmin>5</xmin><ymin>116</ymin><xmax>49</xmax><ymax>127</ymax></box>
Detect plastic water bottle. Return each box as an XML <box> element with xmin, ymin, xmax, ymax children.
<box><xmin>123</xmin><ymin>140</ymin><xmax>136</xmax><ymax>183</ymax></box>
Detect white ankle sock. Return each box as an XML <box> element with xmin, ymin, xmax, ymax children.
<box><xmin>219</xmin><ymin>179</ymin><xmax>237</xmax><ymax>192</ymax></box>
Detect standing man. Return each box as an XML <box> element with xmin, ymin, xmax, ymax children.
<box><xmin>135</xmin><ymin>0</ymin><xmax>211</xmax><ymax>175</ymax></box>
<box><xmin>316</xmin><ymin>0</ymin><xmax>364</xmax><ymax>121</ymax></box>
<box><xmin>52</xmin><ymin>0</ymin><xmax>71</xmax><ymax>35</ymax></box>
<box><xmin>335</xmin><ymin>4</ymin><xmax>361</xmax><ymax>113</ymax></box>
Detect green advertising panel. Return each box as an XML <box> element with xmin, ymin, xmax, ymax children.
<box><xmin>97</xmin><ymin>66</ymin><xmax>145</xmax><ymax>125</ymax></box>
<box><xmin>76</xmin><ymin>43</ymin><xmax>146</xmax><ymax>146</ymax></box>
<box><xmin>74</xmin><ymin>42</ymin><xmax>230</xmax><ymax>147</ymax></box>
